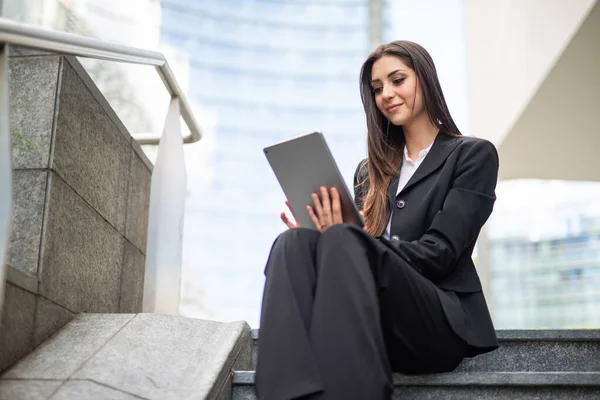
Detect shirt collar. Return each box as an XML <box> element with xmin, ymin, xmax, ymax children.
<box><xmin>403</xmin><ymin>141</ymin><xmax>434</xmax><ymax>163</ymax></box>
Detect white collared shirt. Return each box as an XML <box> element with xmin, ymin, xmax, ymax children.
<box><xmin>383</xmin><ymin>142</ymin><xmax>434</xmax><ymax>239</ymax></box>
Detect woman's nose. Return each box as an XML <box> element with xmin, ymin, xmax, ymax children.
<box><xmin>382</xmin><ymin>85</ymin><xmax>394</xmax><ymax>99</ymax></box>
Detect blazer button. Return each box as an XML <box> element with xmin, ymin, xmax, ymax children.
<box><xmin>396</xmin><ymin>199</ymin><xmax>406</xmax><ymax>209</ymax></box>
<box><xmin>391</xmin><ymin>235</ymin><xmax>400</xmax><ymax>241</ymax></box>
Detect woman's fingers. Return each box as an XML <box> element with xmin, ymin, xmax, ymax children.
<box><xmin>306</xmin><ymin>205</ymin><xmax>324</xmax><ymax>232</ymax></box>
<box><xmin>282</xmin><ymin>200</ymin><xmax>300</xmax><ymax>229</ymax></box>
<box><xmin>311</xmin><ymin>191</ymin><xmax>325</xmax><ymax>225</ymax></box>
<box><xmin>285</xmin><ymin>200</ymin><xmax>299</xmax><ymax>223</ymax></box>
<box><xmin>330</xmin><ymin>187</ymin><xmax>343</xmax><ymax>224</ymax></box>
<box><xmin>280</xmin><ymin>212</ymin><xmax>296</xmax><ymax>228</ymax></box>
<box><xmin>304</xmin><ymin>187</ymin><xmax>343</xmax><ymax>232</ymax></box>
<box><xmin>319</xmin><ymin>186</ymin><xmax>333</xmax><ymax>225</ymax></box>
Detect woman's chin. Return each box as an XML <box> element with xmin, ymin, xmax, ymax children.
<box><xmin>389</xmin><ymin>116</ymin><xmax>408</xmax><ymax>126</ymax></box>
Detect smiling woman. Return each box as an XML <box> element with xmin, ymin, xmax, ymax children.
<box><xmin>358</xmin><ymin>41</ymin><xmax>462</xmax><ymax>238</ymax></box>
<box><xmin>256</xmin><ymin>40</ymin><xmax>500</xmax><ymax>400</ymax></box>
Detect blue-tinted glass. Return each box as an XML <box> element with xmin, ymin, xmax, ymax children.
<box><xmin>162</xmin><ymin>0</ymin><xmax>371</xmax><ymax>326</ymax></box>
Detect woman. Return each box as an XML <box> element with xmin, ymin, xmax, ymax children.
<box><xmin>256</xmin><ymin>40</ymin><xmax>499</xmax><ymax>400</ymax></box>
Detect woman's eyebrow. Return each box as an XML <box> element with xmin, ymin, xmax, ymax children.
<box><xmin>371</xmin><ymin>69</ymin><xmax>406</xmax><ymax>83</ymax></box>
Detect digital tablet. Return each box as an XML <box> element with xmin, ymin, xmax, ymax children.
<box><xmin>264</xmin><ymin>132</ymin><xmax>365</xmax><ymax>230</ymax></box>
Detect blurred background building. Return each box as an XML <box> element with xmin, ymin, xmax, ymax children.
<box><xmin>2</xmin><ymin>0</ymin><xmax>599</xmax><ymax>329</ymax></box>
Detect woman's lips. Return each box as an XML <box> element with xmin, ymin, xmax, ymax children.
<box><xmin>386</xmin><ymin>103</ymin><xmax>403</xmax><ymax>112</ymax></box>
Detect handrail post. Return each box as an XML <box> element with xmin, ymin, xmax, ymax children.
<box><xmin>0</xmin><ymin>43</ymin><xmax>12</xmax><ymax>320</ymax></box>
<box><xmin>143</xmin><ymin>97</ymin><xmax>186</xmax><ymax>314</ymax></box>
<box><xmin>0</xmin><ymin>18</ymin><xmax>202</xmax><ymax>145</ymax></box>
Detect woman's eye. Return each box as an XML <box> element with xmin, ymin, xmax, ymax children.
<box><xmin>372</xmin><ymin>87</ymin><xmax>382</xmax><ymax>94</ymax></box>
<box><xmin>393</xmin><ymin>78</ymin><xmax>404</xmax><ymax>85</ymax></box>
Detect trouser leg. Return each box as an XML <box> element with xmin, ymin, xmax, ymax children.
<box><xmin>256</xmin><ymin>228</ymin><xmax>324</xmax><ymax>400</ymax></box>
<box><xmin>306</xmin><ymin>223</ymin><xmax>468</xmax><ymax>397</ymax></box>
<box><xmin>257</xmin><ymin>224</ymin><xmax>468</xmax><ymax>400</ymax></box>
<box><xmin>374</xmin><ymin>239</ymin><xmax>469</xmax><ymax>374</ymax></box>
<box><xmin>307</xmin><ymin>224</ymin><xmax>393</xmax><ymax>400</ymax></box>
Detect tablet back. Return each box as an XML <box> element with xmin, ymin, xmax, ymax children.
<box><xmin>264</xmin><ymin>132</ymin><xmax>364</xmax><ymax>230</ymax></box>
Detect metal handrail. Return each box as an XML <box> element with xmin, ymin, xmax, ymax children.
<box><xmin>0</xmin><ymin>17</ymin><xmax>202</xmax><ymax>144</ymax></box>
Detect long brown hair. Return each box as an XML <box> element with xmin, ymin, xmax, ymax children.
<box><xmin>358</xmin><ymin>40</ymin><xmax>462</xmax><ymax>236</ymax></box>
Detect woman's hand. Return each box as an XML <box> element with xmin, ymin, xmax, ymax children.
<box><xmin>307</xmin><ymin>186</ymin><xmax>343</xmax><ymax>233</ymax></box>
<box><xmin>280</xmin><ymin>200</ymin><xmax>300</xmax><ymax>229</ymax></box>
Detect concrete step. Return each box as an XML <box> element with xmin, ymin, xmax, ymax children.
<box><xmin>250</xmin><ymin>329</ymin><xmax>600</xmax><ymax>372</ymax></box>
<box><xmin>232</xmin><ymin>371</ymin><xmax>600</xmax><ymax>399</ymax></box>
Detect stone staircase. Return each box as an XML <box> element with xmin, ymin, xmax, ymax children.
<box><xmin>232</xmin><ymin>329</ymin><xmax>600</xmax><ymax>399</ymax></box>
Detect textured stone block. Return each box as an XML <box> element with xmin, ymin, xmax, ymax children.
<box><xmin>33</xmin><ymin>296</ymin><xmax>75</xmax><ymax>347</ymax></box>
<box><xmin>9</xmin><ymin>46</ymin><xmax>57</xmax><ymax>57</ymax></box>
<box><xmin>486</xmin><ymin>341</ymin><xmax>600</xmax><ymax>372</ymax></box>
<box><xmin>73</xmin><ymin>314</ymin><xmax>251</xmax><ymax>399</ymax></box>
<box><xmin>231</xmin><ymin>372</ymin><xmax>600</xmax><ymax>400</ymax></box>
<box><xmin>454</xmin><ymin>355</ymin><xmax>487</xmax><ymax>372</ymax></box>
<box><xmin>125</xmin><ymin>152</ymin><xmax>151</xmax><ymax>253</ymax></box>
<box><xmin>8</xmin><ymin>169</ymin><xmax>48</xmax><ymax>276</ymax></box>
<box><xmin>51</xmin><ymin>380</ymin><xmax>141</xmax><ymax>400</ymax></box>
<box><xmin>3</xmin><ymin>314</ymin><xmax>134</xmax><ymax>380</ymax></box>
<box><xmin>250</xmin><ymin>329</ymin><xmax>600</xmax><ymax>373</ymax></box>
<box><xmin>497</xmin><ymin>329</ymin><xmax>600</xmax><ymax>340</ymax></box>
<box><xmin>0</xmin><ymin>283</ymin><xmax>36</xmax><ymax>372</ymax></box>
<box><xmin>39</xmin><ymin>173</ymin><xmax>123</xmax><ymax>313</ymax></box>
<box><xmin>119</xmin><ymin>240</ymin><xmax>145</xmax><ymax>313</ymax></box>
<box><xmin>0</xmin><ymin>379</ymin><xmax>62</xmax><ymax>400</ymax></box>
<box><xmin>234</xmin><ymin>331</ymin><xmax>253</xmax><ymax>371</ymax></box>
<box><xmin>222</xmin><ymin>328</ymin><xmax>254</xmax><ymax>400</ymax></box>
<box><xmin>232</xmin><ymin>386</ymin><xmax>257</xmax><ymax>400</ymax></box>
<box><xmin>9</xmin><ymin>56</ymin><xmax>59</xmax><ymax>169</ymax></box>
<box><xmin>6</xmin><ymin>264</ymin><xmax>38</xmax><ymax>294</ymax></box>
<box><xmin>52</xmin><ymin>59</ymin><xmax>130</xmax><ymax>234</ymax></box>
<box><xmin>132</xmin><ymin>139</ymin><xmax>154</xmax><ymax>171</ymax></box>
<box><xmin>392</xmin><ymin>387</ymin><xmax>600</xmax><ymax>399</ymax></box>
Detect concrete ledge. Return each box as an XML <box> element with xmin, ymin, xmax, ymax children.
<box><xmin>496</xmin><ymin>330</ymin><xmax>600</xmax><ymax>341</ymax></box>
<box><xmin>232</xmin><ymin>371</ymin><xmax>600</xmax><ymax>400</ymax></box>
<box><xmin>250</xmin><ymin>329</ymin><xmax>600</xmax><ymax>342</ymax></box>
<box><xmin>251</xmin><ymin>329</ymin><xmax>600</xmax><ymax>373</ymax></box>
<box><xmin>1</xmin><ymin>314</ymin><xmax>252</xmax><ymax>399</ymax></box>
<box><xmin>233</xmin><ymin>371</ymin><xmax>600</xmax><ymax>387</ymax></box>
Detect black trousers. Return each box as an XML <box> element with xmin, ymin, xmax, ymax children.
<box><xmin>256</xmin><ymin>224</ymin><xmax>468</xmax><ymax>400</ymax></box>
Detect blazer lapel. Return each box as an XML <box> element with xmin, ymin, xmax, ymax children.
<box><xmin>401</xmin><ymin>133</ymin><xmax>460</xmax><ymax>194</ymax></box>
<box><xmin>387</xmin><ymin>133</ymin><xmax>461</xmax><ymax>202</ymax></box>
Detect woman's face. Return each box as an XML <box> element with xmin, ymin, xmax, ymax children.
<box><xmin>370</xmin><ymin>55</ymin><xmax>425</xmax><ymax>127</ymax></box>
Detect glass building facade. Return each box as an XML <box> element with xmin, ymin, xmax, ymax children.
<box><xmin>486</xmin><ymin>181</ymin><xmax>600</xmax><ymax>329</ymax></box>
<box><xmin>159</xmin><ymin>0</ymin><xmax>385</xmax><ymax>326</ymax></box>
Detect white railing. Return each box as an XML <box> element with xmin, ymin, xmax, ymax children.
<box><xmin>0</xmin><ymin>18</ymin><xmax>199</xmax><ymax>318</ymax></box>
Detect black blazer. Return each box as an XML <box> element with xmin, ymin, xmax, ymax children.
<box><xmin>353</xmin><ymin>132</ymin><xmax>499</xmax><ymax>357</ymax></box>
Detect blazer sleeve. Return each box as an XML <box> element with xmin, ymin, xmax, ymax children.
<box><xmin>353</xmin><ymin>159</ymin><xmax>369</xmax><ymax>210</ymax></box>
<box><xmin>386</xmin><ymin>139</ymin><xmax>499</xmax><ymax>282</ymax></box>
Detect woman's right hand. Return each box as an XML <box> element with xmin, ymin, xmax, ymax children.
<box><xmin>280</xmin><ymin>200</ymin><xmax>301</xmax><ymax>229</ymax></box>
<box><xmin>281</xmin><ymin>201</ymin><xmax>365</xmax><ymax>230</ymax></box>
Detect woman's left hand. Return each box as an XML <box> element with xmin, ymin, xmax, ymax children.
<box><xmin>307</xmin><ymin>186</ymin><xmax>344</xmax><ymax>233</ymax></box>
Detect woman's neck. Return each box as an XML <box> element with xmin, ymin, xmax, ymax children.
<box><xmin>402</xmin><ymin>116</ymin><xmax>439</xmax><ymax>160</ymax></box>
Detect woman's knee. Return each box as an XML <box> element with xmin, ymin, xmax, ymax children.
<box><xmin>265</xmin><ymin>228</ymin><xmax>321</xmax><ymax>276</ymax></box>
<box><xmin>270</xmin><ymin>228</ymin><xmax>321</xmax><ymax>258</ymax></box>
<box><xmin>316</xmin><ymin>224</ymin><xmax>373</xmax><ymax>273</ymax></box>
<box><xmin>277</xmin><ymin>227</ymin><xmax>320</xmax><ymax>245</ymax></box>
<box><xmin>318</xmin><ymin>223</ymin><xmax>365</xmax><ymax>249</ymax></box>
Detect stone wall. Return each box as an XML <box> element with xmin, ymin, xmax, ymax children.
<box><xmin>0</xmin><ymin>49</ymin><xmax>152</xmax><ymax>372</ymax></box>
